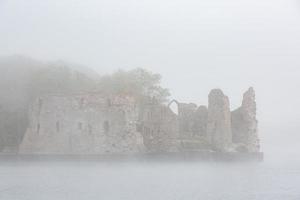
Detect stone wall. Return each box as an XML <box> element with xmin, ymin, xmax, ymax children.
<box><xmin>232</xmin><ymin>87</ymin><xmax>260</xmax><ymax>152</ymax></box>
<box><xmin>19</xmin><ymin>88</ymin><xmax>261</xmax><ymax>154</ymax></box>
<box><xmin>207</xmin><ymin>89</ymin><xmax>232</xmax><ymax>152</ymax></box>
<box><xmin>177</xmin><ymin>103</ymin><xmax>197</xmax><ymax>138</ymax></box>
<box><xmin>192</xmin><ymin>106</ymin><xmax>208</xmax><ymax>139</ymax></box>
<box><xmin>176</xmin><ymin>103</ymin><xmax>210</xmax><ymax>150</ymax></box>
<box><xmin>20</xmin><ymin>94</ymin><xmax>144</xmax><ymax>154</ymax></box>
<box><xmin>139</xmin><ymin>102</ymin><xmax>179</xmax><ymax>152</ymax></box>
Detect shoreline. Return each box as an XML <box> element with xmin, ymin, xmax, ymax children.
<box><xmin>0</xmin><ymin>151</ymin><xmax>264</xmax><ymax>162</ymax></box>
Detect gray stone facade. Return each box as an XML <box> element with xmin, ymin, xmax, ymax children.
<box><xmin>232</xmin><ymin>87</ymin><xmax>260</xmax><ymax>152</ymax></box>
<box><xmin>207</xmin><ymin>89</ymin><xmax>232</xmax><ymax>152</ymax></box>
<box><xmin>138</xmin><ymin>101</ymin><xmax>180</xmax><ymax>152</ymax></box>
<box><xmin>20</xmin><ymin>88</ymin><xmax>261</xmax><ymax>154</ymax></box>
<box><xmin>20</xmin><ymin>94</ymin><xmax>144</xmax><ymax>154</ymax></box>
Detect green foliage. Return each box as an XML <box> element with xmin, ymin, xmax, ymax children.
<box><xmin>97</xmin><ymin>68</ymin><xmax>170</xmax><ymax>103</ymax></box>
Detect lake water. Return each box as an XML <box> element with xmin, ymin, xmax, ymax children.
<box><xmin>0</xmin><ymin>152</ymin><xmax>299</xmax><ymax>200</ymax></box>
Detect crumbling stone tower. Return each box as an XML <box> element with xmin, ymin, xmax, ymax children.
<box><xmin>207</xmin><ymin>89</ymin><xmax>232</xmax><ymax>152</ymax></box>
<box><xmin>232</xmin><ymin>87</ymin><xmax>260</xmax><ymax>152</ymax></box>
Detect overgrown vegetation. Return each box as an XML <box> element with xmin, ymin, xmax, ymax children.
<box><xmin>97</xmin><ymin>68</ymin><xmax>170</xmax><ymax>103</ymax></box>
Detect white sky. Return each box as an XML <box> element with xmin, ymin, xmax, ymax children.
<box><xmin>1</xmin><ymin>0</ymin><xmax>300</xmax><ymax>150</ymax></box>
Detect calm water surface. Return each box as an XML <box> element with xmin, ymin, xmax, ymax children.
<box><xmin>0</xmin><ymin>152</ymin><xmax>299</xmax><ymax>200</ymax></box>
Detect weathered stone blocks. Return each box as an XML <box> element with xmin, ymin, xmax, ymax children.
<box><xmin>232</xmin><ymin>87</ymin><xmax>260</xmax><ymax>152</ymax></box>
<box><xmin>207</xmin><ymin>89</ymin><xmax>232</xmax><ymax>152</ymax></box>
<box><xmin>20</xmin><ymin>88</ymin><xmax>260</xmax><ymax>154</ymax></box>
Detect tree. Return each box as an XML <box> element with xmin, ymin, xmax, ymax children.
<box><xmin>97</xmin><ymin>68</ymin><xmax>170</xmax><ymax>103</ymax></box>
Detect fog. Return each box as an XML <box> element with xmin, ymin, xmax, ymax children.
<box><xmin>0</xmin><ymin>160</ymin><xmax>298</xmax><ymax>200</ymax></box>
<box><xmin>1</xmin><ymin>0</ymin><xmax>300</xmax><ymax>154</ymax></box>
<box><xmin>0</xmin><ymin>0</ymin><xmax>300</xmax><ymax>199</ymax></box>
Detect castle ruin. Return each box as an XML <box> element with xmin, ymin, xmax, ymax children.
<box><xmin>20</xmin><ymin>88</ymin><xmax>260</xmax><ymax>154</ymax></box>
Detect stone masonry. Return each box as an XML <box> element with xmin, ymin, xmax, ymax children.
<box><xmin>20</xmin><ymin>94</ymin><xmax>144</xmax><ymax>154</ymax></box>
<box><xmin>20</xmin><ymin>88</ymin><xmax>260</xmax><ymax>154</ymax></box>
<box><xmin>207</xmin><ymin>89</ymin><xmax>232</xmax><ymax>152</ymax></box>
<box><xmin>231</xmin><ymin>87</ymin><xmax>260</xmax><ymax>152</ymax></box>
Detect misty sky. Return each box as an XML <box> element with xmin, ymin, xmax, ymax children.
<box><xmin>1</xmin><ymin>0</ymin><xmax>300</xmax><ymax>150</ymax></box>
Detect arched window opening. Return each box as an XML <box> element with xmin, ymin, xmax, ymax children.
<box><xmin>88</xmin><ymin>124</ymin><xmax>93</xmax><ymax>134</ymax></box>
<box><xmin>38</xmin><ymin>98</ymin><xmax>43</xmax><ymax>113</ymax></box>
<box><xmin>103</xmin><ymin>121</ymin><xmax>110</xmax><ymax>133</ymax></box>
<box><xmin>107</xmin><ymin>99</ymin><xmax>112</xmax><ymax>107</ymax></box>
<box><xmin>56</xmin><ymin>121</ymin><xmax>60</xmax><ymax>132</ymax></box>
<box><xmin>78</xmin><ymin>122</ymin><xmax>82</xmax><ymax>130</ymax></box>
<box><xmin>80</xmin><ymin>98</ymin><xmax>84</xmax><ymax>109</ymax></box>
<box><xmin>168</xmin><ymin>100</ymin><xmax>179</xmax><ymax>115</ymax></box>
<box><xmin>37</xmin><ymin>123</ymin><xmax>40</xmax><ymax>134</ymax></box>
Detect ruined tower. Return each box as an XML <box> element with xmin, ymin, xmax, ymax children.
<box><xmin>231</xmin><ymin>87</ymin><xmax>260</xmax><ymax>152</ymax></box>
<box><xmin>207</xmin><ymin>89</ymin><xmax>232</xmax><ymax>151</ymax></box>
<box><xmin>19</xmin><ymin>87</ymin><xmax>261</xmax><ymax>154</ymax></box>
